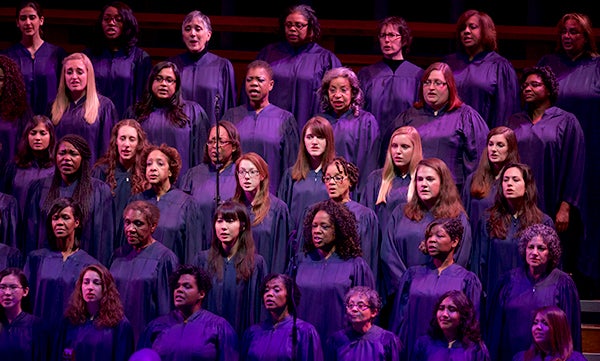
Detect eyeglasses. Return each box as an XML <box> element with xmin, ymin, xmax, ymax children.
<box><xmin>322</xmin><ymin>175</ymin><xmax>347</xmax><ymax>183</ymax></box>
<box><xmin>521</xmin><ymin>81</ymin><xmax>544</xmax><ymax>89</ymax></box>
<box><xmin>345</xmin><ymin>302</ymin><xmax>370</xmax><ymax>311</ymax></box>
<box><xmin>378</xmin><ymin>33</ymin><xmax>401</xmax><ymax>40</ymax></box>
<box><xmin>284</xmin><ymin>22</ymin><xmax>308</xmax><ymax>30</ymax></box>
<box><xmin>154</xmin><ymin>76</ymin><xmax>176</xmax><ymax>85</ymax></box>
<box><xmin>102</xmin><ymin>15</ymin><xmax>123</xmax><ymax>24</ymax></box>
<box><xmin>423</xmin><ymin>79</ymin><xmax>447</xmax><ymax>88</ymax></box>
<box><xmin>237</xmin><ymin>169</ymin><xmax>260</xmax><ymax>177</ymax></box>
<box><xmin>206</xmin><ymin>139</ymin><xmax>232</xmax><ymax>147</ymax></box>
<box><xmin>0</xmin><ymin>284</ymin><xmax>22</xmax><ymax>292</ymax></box>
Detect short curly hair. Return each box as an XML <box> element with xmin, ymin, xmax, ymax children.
<box><xmin>518</xmin><ymin>223</ymin><xmax>562</xmax><ymax>270</ymax></box>
<box><xmin>324</xmin><ymin>156</ymin><xmax>359</xmax><ymax>191</ymax></box>
<box><xmin>302</xmin><ymin>199</ymin><xmax>362</xmax><ymax>259</ymax></box>
<box><xmin>425</xmin><ymin>217</ymin><xmax>464</xmax><ymax>250</ymax></box>
<box><xmin>169</xmin><ymin>264</ymin><xmax>213</xmax><ymax>295</ymax></box>
<box><xmin>0</xmin><ymin>54</ymin><xmax>28</xmax><ymax>120</ymax></box>
<box><xmin>141</xmin><ymin>143</ymin><xmax>182</xmax><ymax>185</ymax></box>
<box><xmin>520</xmin><ymin>66</ymin><xmax>559</xmax><ymax>104</ymax></box>
<box><xmin>345</xmin><ymin>286</ymin><xmax>382</xmax><ymax>313</ymax></box>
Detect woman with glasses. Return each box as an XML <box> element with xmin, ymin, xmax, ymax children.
<box><xmin>180</xmin><ymin>121</ymin><xmax>241</xmax><ymax>250</ymax></box>
<box><xmin>83</xmin><ymin>2</ymin><xmax>152</xmax><ymax>118</ymax></box>
<box><xmin>357</xmin><ymin>17</ymin><xmax>423</xmax><ymax>165</ymax></box>
<box><xmin>250</xmin><ymin>4</ymin><xmax>341</xmax><ymax>130</ymax></box>
<box><xmin>168</xmin><ymin>10</ymin><xmax>236</xmax><ymax>124</ymax></box>
<box><xmin>222</xmin><ymin>60</ymin><xmax>299</xmax><ymax>194</ymax></box>
<box><xmin>124</xmin><ymin>61</ymin><xmax>210</xmax><ymax>180</ymax></box>
<box><xmin>232</xmin><ymin>152</ymin><xmax>292</xmax><ymax>274</ymax></box>
<box><xmin>394</xmin><ymin>62</ymin><xmax>489</xmax><ymax>192</ymax></box>
<box><xmin>442</xmin><ymin>10</ymin><xmax>520</xmax><ymax>130</ymax></box>
<box><xmin>326</xmin><ymin>286</ymin><xmax>401</xmax><ymax>361</ymax></box>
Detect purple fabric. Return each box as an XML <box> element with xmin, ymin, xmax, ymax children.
<box><xmin>0</xmin><ymin>312</ymin><xmax>46</xmax><ymax>361</ymax></box>
<box><xmin>414</xmin><ymin>335</ymin><xmax>491</xmax><ymax>361</ymax></box>
<box><xmin>0</xmin><ymin>113</ymin><xmax>29</xmax><ymax>165</ymax></box>
<box><xmin>0</xmin><ymin>192</ymin><xmax>18</xmax><ymax>249</ymax></box>
<box><xmin>461</xmin><ymin>173</ymin><xmax>498</xmax><ymax>236</ymax></box>
<box><xmin>325</xmin><ymin>325</ymin><xmax>401</xmax><ymax>361</ymax></box>
<box><xmin>512</xmin><ymin>350</ymin><xmax>587</xmax><ymax>361</ymax></box>
<box><xmin>344</xmin><ymin>200</ymin><xmax>381</xmax><ymax>280</ymax></box>
<box><xmin>0</xmin><ymin>243</ymin><xmax>21</xmax><ymax>270</ymax></box>
<box><xmin>1</xmin><ymin>161</ymin><xmax>54</xmax><ymax>221</ymax></box>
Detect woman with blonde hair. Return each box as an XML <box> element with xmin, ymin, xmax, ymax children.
<box><xmin>50</xmin><ymin>52</ymin><xmax>118</xmax><ymax>165</ymax></box>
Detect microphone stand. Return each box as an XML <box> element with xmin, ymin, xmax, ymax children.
<box><xmin>213</xmin><ymin>94</ymin><xmax>222</xmax><ymax>206</ymax></box>
<box><xmin>287</xmin><ymin>230</ymin><xmax>299</xmax><ymax>361</ymax></box>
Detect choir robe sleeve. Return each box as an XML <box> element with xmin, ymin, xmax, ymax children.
<box><xmin>186</xmin><ymin>100</ymin><xmax>211</xmax><ymax>170</ymax></box>
<box><xmin>345</xmin><ymin>201</ymin><xmax>381</xmax><ymax>281</ymax></box>
<box><xmin>82</xmin><ymin>179</ymin><xmax>116</xmax><ymax>266</ymax></box>
<box><xmin>458</xmin><ymin>106</ymin><xmax>489</xmax><ymax>187</ymax></box>
<box><xmin>22</xmin><ymin>177</ymin><xmax>48</xmax><ymax>255</ymax></box>
<box><xmin>251</xmin><ymin>195</ymin><xmax>292</xmax><ymax>274</ymax></box>
<box><xmin>325</xmin><ymin>325</ymin><xmax>401</xmax><ymax>361</ymax></box>
<box><xmin>137</xmin><ymin>311</ymin><xmax>181</xmax><ymax>350</ymax></box>
<box><xmin>555</xmin><ymin>111</ymin><xmax>585</xmax><ymax>210</ymax></box>
<box><xmin>0</xmin><ymin>243</ymin><xmax>22</xmax><ymax>270</ymax></box>
<box><xmin>277</xmin><ymin>167</ymin><xmax>295</xmax><ymax>210</ymax></box>
<box><xmin>414</xmin><ymin>335</ymin><xmax>491</xmax><ymax>361</ymax></box>
<box><xmin>0</xmin><ymin>192</ymin><xmax>18</xmax><ymax>248</ymax></box>
<box><xmin>453</xmin><ymin>211</ymin><xmax>473</xmax><ymax>269</ymax></box>
<box><xmin>380</xmin><ymin>204</ymin><xmax>409</xmax><ymax>297</ymax></box>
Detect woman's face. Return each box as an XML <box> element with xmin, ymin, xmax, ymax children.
<box><xmin>304</xmin><ymin>127</ymin><xmax>327</xmax><ymax>159</ymax></box>
<box><xmin>64</xmin><ymin>59</ymin><xmax>88</xmax><ymax>98</ymax></box>
<box><xmin>521</xmin><ymin>74</ymin><xmax>549</xmax><ymax>105</ymax></box>
<box><xmin>56</xmin><ymin>141</ymin><xmax>82</xmax><ymax>177</ymax></box>
<box><xmin>151</xmin><ymin>67</ymin><xmax>177</xmax><ymax>99</ymax></box>
<box><xmin>51</xmin><ymin>206</ymin><xmax>80</xmax><ymax>239</ymax></box>
<box><xmin>379</xmin><ymin>23</ymin><xmax>403</xmax><ymax>59</ymax></box>
<box><xmin>324</xmin><ymin>163</ymin><xmax>351</xmax><ymax>202</ymax></box>
<box><xmin>561</xmin><ymin>19</ymin><xmax>586</xmax><ymax>57</ymax></box>
<box><xmin>416</xmin><ymin>165</ymin><xmax>441</xmax><ymax>205</ymax></box>
<box><xmin>101</xmin><ymin>6</ymin><xmax>123</xmax><ymax>40</ymax></box>
<box><xmin>182</xmin><ymin>17</ymin><xmax>212</xmax><ymax>53</ymax></box>
<box><xmin>116</xmin><ymin>125</ymin><xmax>139</xmax><ymax>164</ymax></box>
<box><xmin>502</xmin><ymin>167</ymin><xmax>526</xmax><ymax>199</ymax></box>
<box><xmin>328</xmin><ymin>76</ymin><xmax>352</xmax><ymax>115</ymax></box>
<box><xmin>146</xmin><ymin>150</ymin><xmax>171</xmax><ymax>186</ymax></box>
<box><xmin>28</xmin><ymin>122</ymin><xmax>51</xmax><ymax>152</ymax></box>
<box><xmin>82</xmin><ymin>270</ymin><xmax>103</xmax><ymax>304</ymax></box>
<box><xmin>390</xmin><ymin>134</ymin><xmax>414</xmax><ymax>171</ymax></box>
<box><xmin>284</xmin><ymin>12</ymin><xmax>310</xmax><ymax>46</ymax></box>
<box><xmin>311</xmin><ymin>210</ymin><xmax>335</xmax><ymax>250</ymax></box>
<box><xmin>123</xmin><ymin>209</ymin><xmax>155</xmax><ymax>248</ymax></box>
<box><xmin>460</xmin><ymin>15</ymin><xmax>482</xmax><ymax>50</ymax></box>
<box><xmin>237</xmin><ymin>159</ymin><xmax>263</xmax><ymax>194</ymax></box>
<box><xmin>437</xmin><ymin>297</ymin><xmax>461</xmax><ymax>334</ymax></box>
<box><xmin>422</xmin><ymin>70</ymin><xmax>449</xmax><ymax>110</ymax></box>
<box><xmin>263</xmin><ymin>277</ymin><xmax>288</xmax><ymax>312</ymax></box>
<box><xmin>215</xmin><ymin>214</ymin><xmax>241</xmax><ymax>246</ymax></box>
<box><xmin>207</xmin><ymin>126</ymin><xmax>235</xmax><ymax>165</ymax></box>
<box><xmin>17</xmin><ymin>6</ymin><xmax>43</xmax><ymax>37</ymax></box>
<box><xmin>0</xmin><ymin>274</ymin><xmax>28</xmax><ymax>310</ymax></box>
<box><xmin>487</xmin><ymin>134</ymin><xmax>509</xmax><ymax>165</ymax></box>
<box><xmin>173</xmin><ymin>274</ymin><xmax>203</xmax><ymax>309</ymax></box>
<box><xmin>531</xmin><ymin>313</ymin><xmax>551</xmax><ymax>348</ymax></box>
<box><xmin>426</xmin><ymin>224</ymin><xmax>458</xmax><ymax>257</ymax></box>
<box><xmin>346</xmin><ymin>293</ymin><xmax>376</xmax><ymax>324</ymax></box>
<box><xmin>526</xmin><ymin>236</ymin><xmax>550</xmax><ymax>269</ymax></box>
<box><xmin>245</xmin><ymin>66</ymin><xmax>273</xmax><ymax>103</ymax></box>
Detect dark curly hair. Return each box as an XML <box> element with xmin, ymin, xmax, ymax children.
<box><xmin>302</xmin><ymin>199</ymin><xmax>362</xmax><ymax>259</ymax></box>
<box><xmin>425</xmin><ymin>217</ymin><xmax>464</xmax><ymax>252</ymax></box>
<box><xmin>323</xmin><ymin>156</ymin><xmax>359</xmax><ymax>192</ymax></box>
<box><xmin>14</xmin><ymin>115</ymin><xmax>55</xmax><ymax>168</ymax></box>
<box><xmin>428</xmin><ymin>290</ymin><xmax>482</xmax><ymax>345</ymax></box>
<box><xmin>520</xmin><ymin>66</ymin><xmax>559</xmax><ymax>105</ymax></box>
<box><xmin>169</xmin><ymin>264</ymin><xmax>213</xmax><ymax>295</ymax></box>
<box><xmin>261</xmin><ymin>273</ymin><xmax>301</xmax><ymax>316</ymax></box>
<box><xmin>518</xmin><ymin>223</ymin><xmax>562</xmax><ymax>271</ymax></box>
<box><xmin>140</xmin><ymin>143</ymin><xmax>182</xmax><ymax>186</ymax></box>
<box><xmin>280</xmin><ymin>4</ymin><xmax>321</xmax><ymax>42</ymax></box>
<box><xmin>88</xmin><ymin>1</ymin><xmax>140</xmax><ymax>54</ymax></box>
<box><xmin>65</xmin><ymin>264</ymin><xmax>125</xmax><ymax>328</ymax></box>
<box><xmin>0</xmin><ymin>55</ymin><xmax>28</xmax><ymax>121</ymax></box>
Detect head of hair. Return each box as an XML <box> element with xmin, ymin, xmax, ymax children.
<box><xmin>261</xmin><ymin>273</ymin><xmax>301</xmax><ymax>316</ymax></box>
<box><xmin>404</xmin><ymin>158</ymin><xmax>464</xmax><ymax>221</ymax></box>
<box><xmin>378</xmin><ymin>126</ymin><xmax>423</xmax><ymax>204</ymax></box>
<box><xmin>247</xmin><ymin>59</ymin><xmax>273</xmax><ymax>79</ymax></box>
<box><xmin>45</xmin><ymin>197</ymin><xmax>83</xmax><ymax>251</ymax></box>
<box><xmin>0</xmin><ymin>55</ymin><xmax>28</xmax><ymax>120</ymax></box>
<box><xmin>141</xmin><ymin>143</ymin><xmax>182</xmax><ymax>185</ymax></box>
<box><xmin>182</xmin><ymin>10</ymin><xmax>213</xmax><ymax>33</ymax></box>
<box><xmin>415</xmin><ymin>62</ymin><xmax>463</xmax><ymax>111</ymax></box>
<box><xmin>233</xmin><ymin>152</ymin><xmax>271</xmax><ymax>225</ymax></box>
<box><xmin>324</xmin><ymin>156</ymin><xmax>359</xmax><ymax>191</ymax></box>
<box><xmin>520</xmin><ymin>66</ymin><xmax>559</xmax><ymax>105</ymax></box>
<box><xmin>470</xmin><ymin>126</ymin><xmax>519</xmax><ymax>199</ymax></box>
<box><xmin>0</xmin><ymin>267</ymin><xmax>31</xmax><ymax>315</ymax></box>
<box><xmin>345</xmin><ymin>286</ymin><xmax>382</xmax><ymax>314</ymax></box>
<box><xmin>16</xmin><ymin>1</ymin><xmax>44</xmax><ymax>38</ymax></box>
<box><xmin>524</xmin><ymin>305</ymin><xmax>574</xmax><ymax>360</ymax></box>
<box><xmin>428</xmin><ymin>290</ymin><xmax>482</xmax><ymax>344</ymax></box>
<box><xmin>318</xmin><ymin>67</ymin><xmax>363</xmax><ymax>116</ymax></box>
<box><xmin>169</xmin><ymin>264</ymin><xmax>213</xmax><ymax>295</ymax></box>
<box><xmin>15</xmin><ymin>115</ymin><xmax>56</xmax><ymax>168</ymax></box>
<box><xmin>95</xmin><ymin>1</ymin><xmax>139</xmax><ymax>50</ymax></box>
<box><xmin>555</xmin><ymin>13</ymin><xmax>598</xmax><ymax>56</ymax></box>
<box><xmin>291</xmin><ymin>115</ymin><xmax>335</xmax><ymax>180</ymax></box>
<box><xmin>518</xmin><ymin>223</ymin><xmax>562</xmax><ymax>270</ymax></box>
<box><xmin>302</xmin><ymin>199</ymin><xmax>362</xmax><ymax>259</ymax></box>
<box><xmin>378</xmin><ymin>16</ymin><xmax>413</xmax><ymax>54</ymax></box>
<box><xmin>456</xmin><ymin>10</ymin><xmax>497</xmax><ymax>52</ymax></box>
<box><xmin>208</xmin><ymin>200</ymin><xmax>256</xmax><ymax>281</ymax></box>
<box><xmin>425</xmin><ymin>217</ymin><xmax>464</xmax><ymax>250</ymax></box>
<box><xmin>203</xmin><ymin>120</ymin><xmax>242</xmax><ymax>165</ymax></box>
<box><xmin>281</xmin><ymin>4</ymin><xmax>320</xmax><ymax>42</ymax></box>
<box><xmin>123</xmin><ymin>200</ymin><xmax>160</xmax><ymax>228</ymax></box>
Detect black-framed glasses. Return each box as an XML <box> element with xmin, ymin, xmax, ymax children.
<box><xmin>0</xmin><ymin>284</ymin><xmax>22</xmax><ymax>292</ymax></box>
<box><xmin>284</xmin><ymin>22</ymin><xmax>308</xmax><ymax>30</ymax></box>
<box><xmin>102</xmin><ymin>15</ymin><xmax>123</xmax><ymax>23</ymax></box>
<box><xmin>378</xmin><ymin>33</ymin><xmax>401</xmax><ymax>40</ymax></box>
<box><xmin>423</xmin><ymin>79</ymin><xmax>447</xmax><ymax>88</ymax></box>
<box><xmin>237</xmin><ymin>169</ymin><xmax>260</xmax><ymax>177</ymax></box>
<box><xmin>322</xmin><ymin>174</ymin><xmax>346</xmax><ymax>183</ymax></box>
<box><xmin>154</xmin><ymin>76</ymin><xmax>176</xmax><ymax>85</ymax></box>
<box><xmin>345</xmin><ymin>302</ymin><xmax>370</xmax><ymax>311</ymax></box>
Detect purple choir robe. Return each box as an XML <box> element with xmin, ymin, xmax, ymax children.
<box><xmin>4</xmin><ymin>42</ymin><xmax>66</xmax><ymax>115</ymax></box>
<box><xmin>508</xmin><ymin>107</ymin><xmax>585</xmax><ymax>217</ymax></box>
<box><xmin>443</xmin><ymin>51</ymin><xmax>520</xmax><ymax>129</ymax></box>
<box><xmin>461</xmin><ymin>173</ymin><xmax>498</xmax><ymax>236</ymax></box>
<box><xmin>0</xmin><ymin>192</ymin><xmax>18</xmax><ymax>248</ymax></box>
<box><xmin>56</xmin><ymin>318</ymin><xmax>134</xmax><ymax>361</ymax></box>
<box><xmin>325</xmin><ymin>325</ymin><xmax>401</xmax><ymax>361</ymax></box>
<box><xmin>23</xmin><ymin>248</ymin><xmax>98</xmax><ymax>328</ymax></box>
<box><xmin>53</xmin><ymin>95</ymin><xmax>119</xmax><ymax>166</ymax></box>
<box><xmin>537</xmin><ymin>54</ymin><xmax>600</xmax><ymax>279</ymax></box>
<box><xmin>394</xmin><ymin>104</ymin><xmax>489</xmax><ymax>190</ymax></box>
<box><xmin>485</xmin><ymin>267</ymin><xmax>582</xmax><ymax>361</ymax></box>
<box><xmin>0</xmin><ymin>243</ymin><xmax>22</xmax><ymax>269</ymax></box>
<box><xmin>1</xmin><ymin>161</ymin><xmax>54</xmax><ymax>221</ymax></box>
<box><xmin>473</xmin><ymin>213</ymin><xmax>553</xmax><ymax>298</ymax></box>
<box><xmin>243</xmin><ymin>195</ymin><xmax>292</xmax><ymax>274</ymax></box>
<box><xmin>131</xmin><ymin>187</ymin><xmax>203</xmax><ymax>264</ymax></box>
<box><xmin>512</xmin><ymin>350</ymin><xmax>587</xmax><ymax>361</ymax></box>
<box><xmin>0</xmin><ymin>113</ymin><xmax>29</xmax><ymax>166</ymax></box>
<box><xmin>242</xmin><ymin>315</ymin><xmax>324</xmax><ymax>361</ymax></box>
<box><xmin>192</xmin><ymin>250</ymin><xmax>268</xmax><ymax>336</ymax></box>
<box><xmin>222</xmin><ymin>103</ymin><xmax>299</xmax><ymax>194</ymax></box>
<box><xmin>320</xmin><ymin>110</ymin><xmax>381</xmax><ymax>191</ymax></box>
<box><xmin>23</xmin><ymin>176</ymin><xmax>115</xmax><ymax>265</ymax></box>
<box><xmin>294</xmin><ymin>251</ymin><xmax>375</xmax><ymax>346</ymax></box>
<box><xmin>389</xmin><ymin>263</ymin><xmax>482</xmax><ymax>361</ymax></box>
<box><xmin>169</xmin><ymin>51</ymin><xmax>237</xmax><ymax>124</ymax></box>
<box><xmin>124</xmin><ymin>100</ymin><xmax>210</xmax><ymax>181</ymax></box>
<box><xmin>84</xmin><ymin>46</ymin><xmax>152</xmax><ymax>117</ymax></box>
<box><xmin>0</xmin><ymin>312</ymin><xmax>47</xmax><ymax>361</ymax></box>
<box><xmin>414</xmin><ymin>335</ymin><xmax>491</xmax><ymax>361</ymax></box>
<box><xmin>141</xmin><ymin>309</ymin><xmax>239</xmax><ymax>361</ymax></box>
<box><xmin>255</xmin><ymin>42</ymin><xmax>342</xmax><ymax>129</ymax></box>
<box><xmin>381</xmin><ymin>208</ymin><xmax>472</xmax><ymax>297</ymax></box>
<box><xmin>357</xmin><ymin>60</ymin><xmax>423</xmax><ymax>165</ymax></box>
<box><xmin>180</xmin><ymin>162</ymin><xmax>237</xmax><ymax>250</ymax></box>
<box><xmin>109</xmin><ymin>241</ymin><xmax>179</xmax><ymax>343</ymax></box>
<box><xmin>277</xmin><ymin>167</ymin><xmax>329</xmax><ymax>233</ymax></box>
